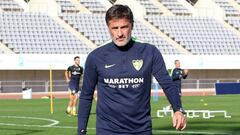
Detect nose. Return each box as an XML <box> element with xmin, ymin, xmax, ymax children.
<box><xmin>117</xmin><ymin>28</ymin><xmax>123</xmax><ymax>37</ymax></box>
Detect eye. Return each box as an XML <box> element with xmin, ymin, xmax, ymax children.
<box><xmin>121</xmin><ymin>25</ymin><xmax>129</xmax><ymax>29</ymax></box>
<box><xmin>111</xmin><ymin>27</ymin><xmax>118</xmax><ymax>30</ymax></box>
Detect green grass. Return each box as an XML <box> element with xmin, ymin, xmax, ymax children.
<box><xmin>0</xmin><ymin>95</ymin><xmax>239</xmax><ymax>135</ymax></box>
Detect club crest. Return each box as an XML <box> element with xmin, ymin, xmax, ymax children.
<box><xmin>132</xmin><ymin>60</ymin><xmax>143</xmax><ymax>71</ymax></box>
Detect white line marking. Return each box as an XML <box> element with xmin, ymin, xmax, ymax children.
<box><xmin>152</xmin><ymin>130</ymin><xmax>229</xmax><ymax>135</ymax></box>
<box><xmin>0</xmin><ymin>116</ymin><xmax>59</xmax><ymax>127</ymax></box>
<box><xmin>0</xmin><ymin>116</ymin><xmax>230</xmax><ymax>135</ymax></box>
<box><xmin>0</xmin><ymin>123</ymin><xmax>229</xmax><ymax>135</ymax></box>
<box><xmin>0</xmin><ymin>123</ymin><xmax>16</xmax><ymax>126</ymax></box>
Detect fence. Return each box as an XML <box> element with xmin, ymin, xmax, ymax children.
<box><xmin>0</xmin><ymin>80</ymin><xmax>67</xmax><ymax>93</ymax></box>
<box><xmin>181</xmin><ymin>79</ymin><xmax>240</xmax><ymax>90</ymax></box>
<box><xmin>0</xmin><ymin>79</ymin><xmax>239</xmax><ymax>93</ymax></box>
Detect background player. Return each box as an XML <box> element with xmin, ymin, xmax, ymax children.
<box><xmin>170</xmin><ymin>60</ymin><xmax>188</xmax><ymax>96</ymax></box>
<box><xmin>65</xmin><ymin>56</ymin><xmax>83</xmax><ymax>116</ymax></box>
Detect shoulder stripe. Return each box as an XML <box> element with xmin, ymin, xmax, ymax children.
<box><xmin>132</xmin><ymin>36</ymin><xmax>145</xmax><ymax>43</ymax></box>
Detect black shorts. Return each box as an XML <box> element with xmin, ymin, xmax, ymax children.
<box><xmin>68</xmin><ymin>83</ymin><xmax>80</xmax><ymax>95</ymax></box>
<box><xmin>68</xmin><ymin>85</ymin><xmax>79</xmax><ymax>95</ymax></box>
<box><xmin>68</xmin><ymin>88</ymin><xmax>79</xmax><ymax>95</ymax></box>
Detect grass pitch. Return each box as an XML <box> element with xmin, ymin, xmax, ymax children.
<box><xmin>0</xmin><ymin>94</ymin><xmax>239</xmax><ymax>135</ymax></box>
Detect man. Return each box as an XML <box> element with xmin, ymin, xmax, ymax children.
<box><xmin>65</xmin><ymin>56</ymin><xmax>83</xmax><ymax>116</ymax></box>
<box><xmin>171</xmin><ymin>60</ymin><xmax>188</xmax><ymax>96</ymax></box>
<box><xmin>78</xmin><ymin>5</ymin><xmax>186</xmax><ymax>135</ymax></box>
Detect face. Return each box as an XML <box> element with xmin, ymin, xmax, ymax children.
<box><xmin>74</xmin><ymin>58</ymin><xmax>80</xmax><ymax>66</ymax></box>
<box><xmin>175</xmin><ymin>61</ymin><xmax>180</xmax><ymax>68</ymax></box>
<box><xmin>107</xmin><ymin>18</ymin><xmax>133</xmax><ymax>47</ymax></box>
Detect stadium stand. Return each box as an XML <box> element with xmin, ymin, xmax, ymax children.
<box><xmin>159</xmin><ymin>0</ymin><xmax>192</xmax><ymax>15</ymax></box>
<box><xmin>0</xmin><ymin>0</ymin><xmax>24</xmax><ymax>12</ymax></box>
<box><xmin>0</xmin><ymin>12</ymin><xmax>92</xmax><ymax>54</ymax></box>
<box><xmin>56</xmin><ymin>0</ymin><xmax>80</xmax><ymax>13</ymax></box>
<box><xmin>136</xmin><ymin>0</ymin><xmax>163</xmax><ymax>15</ymax></box>
<box><xmin>226</xmin><ymin>17</ymin><xmax>240</xmax><ymax>30</ymax></box>
<box><xmin>79</xmin><ymin>0</ymin><xmax>108</xmax><ymax>13</ymax></box>
<box><xmin>214</xmin><ymin>0</ymin><xmax>240</xmax><ymax>17</ymax></box>
<box><xmin>61</xmin><ymin>13</ymin><xmax>181</xmax><ymax>54</ymax></box>
<box><xmin>60</xmin><ymin>14</ymin><xmax>109</xmax><ymax>45</ymax></box>
<box><xmin>147</xmin><ymin>15</ymin><xmax>240</xmax><ymax>55</ymax></box>
<box><xmin>236</xmin><ymin>0</ymin><xmax>240</xmax><ymax>5</ymax></box>
<box><xmin>0</xmin><ymin>0</ymin><xmax>239</xmax><ymax>55</ymax></box>
<box><xmin>133</xmin><ymin>20</ymin><xmax>181</xmax><ymax>54</ymax></box>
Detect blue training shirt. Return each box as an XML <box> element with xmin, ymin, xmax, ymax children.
<box><xmin>67</xmin><ymin>65</ymin><xmax>83</xmax><ymax>91</ymax></box>
<box><xmin>171</xmin><ymin>68</ymin><xmax>188</xmax><ymax>87</ymax></box>
<box><xmin>78</xmin><ymin>39</ymin><xmax>182</xmax><ymax>135</ymax></box>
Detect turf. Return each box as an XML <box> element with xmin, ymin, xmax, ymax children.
<box><xmin>0</xmin><ymin>94</ymin><xmax>239</xmax><ymax>135</ymax></box>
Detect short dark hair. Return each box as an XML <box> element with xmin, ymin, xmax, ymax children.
<box><xmin>105</xmin><ymin>4</ymin><xmax>134</xmax><ymax>26</ymax></box>
<box><xmin>74</xmin><ymin>56</ymin><xmax>80</xmax><ymax>60</ymax></box>
<box><xmin>175</xmin><ymin>60</ymin><xmax>180</xmax><ymax>64</ymax></box>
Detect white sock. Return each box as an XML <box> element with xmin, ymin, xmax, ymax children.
<box><xmin>72</xmin><ymin>107</ymin><xmax>76</xmax><ymax>112</ymax></box>
<box><xmin>67</xmin><ymin>106</ymin><xmax>71</xmax><ymax>112</ymax></box>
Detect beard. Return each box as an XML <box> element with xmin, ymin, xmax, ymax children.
<box><xmin>112</xmin><ymin>34</ymin><xmax>132</xmax><ymax>47</ymax></box>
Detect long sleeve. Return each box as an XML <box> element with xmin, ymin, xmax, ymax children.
<box><xmin>78</xmin><ymin>53</ymin><xmax>98</xmax><ymax>135</ymax></box>
<box><xmin>151</xmin><ymin>47</ymin><xmax>182</xmax><ymax>110</ymax></box>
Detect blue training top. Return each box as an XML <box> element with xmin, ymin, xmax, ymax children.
<box><xmin>78</xmin><ymin>39</ymin><xmax>182</xmax><ymax>135</ymax></box>
<box><xmin>67</xmin><ymin>65</ymin><xmax>83</xmax><ymax>91</ymax></box>
<box><xmin>171</xmin><ymin>68</ymin><xmax>188</xmax><ymax>89</ymax></box>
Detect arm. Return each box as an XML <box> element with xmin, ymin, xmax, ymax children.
<box><xmin>78</xmin><ymin>54</ymin><xmax>98</xmax><ymax>135</ymax></box>
<box><xmin>79</xmin><ymin>67</ymin><xmax>84</xmax><ymax>89</ymax></box>
<box><xmin>152</xmin><ymin>48</ymin><xmax>182</xmax><ymax>110</ymax></box>
<box><xmin>182</xmin><ymin>69</ymin><xmax>188</xmax><ymax>79</ymax></box>
<box><xmin>151</xmin><ymin>47</ymin><xmax>186</xmax><ymax>130</ymax></box>
<box><xmin>65</xmin><ymin>67</ymin><xmax>71</xmax><ymax>83</ymax></box>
